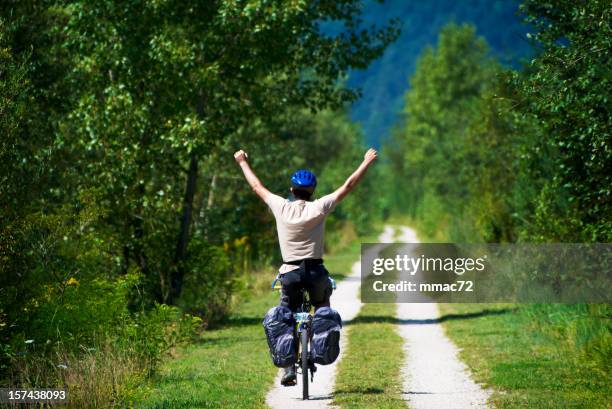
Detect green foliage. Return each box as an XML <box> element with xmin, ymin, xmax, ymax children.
<box><xmin>384</xmin><ymin>23</ymin><xmax>502</xmax><ymax>241</ymax></box>
<box><xmin>514</xmin><ymin>0</ymin><xmax>611</xmax><ymax>242</ymax></box>
<box><xmin>0</xmin><ymin>21</ymin><xmax>28</xmax><ymax>183</ymax></box>
<box><xmin>113</xmin><ymin>303</ymin><xmax>202</xmax><ymax>376</ymax></box>
<box><xmin>302</xmin><ymin>110</ymin><xmax>386</xmax><ymax>235</ymax></box>
<box><xmin>2</xmin><ymin>194</ymin><xmax>200</xmax><ymax>385</ymax></box>
<box><xmin>2</xmin><ymin>191</ymin><xmax>110</xmax><ymax>355</ymax></box>
<box><xmin>523</xmin><ymin>304</ymin><xmax>612</xmax><ymax>370</ymax></box>
<box><xmin>1</xmin><ymin>0</ymin><xmax>393</xmax><ymax>396</ymax></box>
<box><xmin>386</xmin><ymin>7</ymin><xmax>611</xmax><ymax>242</ymax></box>
<box><xmin>52</xmin><ymin>0</ymin><xmax>398</xmax><ymax>305</ymax></box>
<box><xmin>177</xmin><ymin>241</ymin><xmax>233</xmax><ymax>323</ymax></box>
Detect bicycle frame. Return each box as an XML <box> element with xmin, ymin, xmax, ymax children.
<box><xmin>295</xmin><ymin>288</ymin><xmax>314</xmax><ymax>400</ymax></box>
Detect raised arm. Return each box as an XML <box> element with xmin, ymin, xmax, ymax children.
<box><xmin>234</xmin><ymin>150</ymin><xmax>271</xmax><ymax>202</ymax></box>
<box><xmin>332</xmin><ymin>148</ymin><xmax>378</xmax><ymax>203</ymax></box>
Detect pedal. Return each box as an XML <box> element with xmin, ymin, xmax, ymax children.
<box><xmin>309</xmin><ymin>362</ymin><xmax>316</xmax><ymax>382</ymax></box>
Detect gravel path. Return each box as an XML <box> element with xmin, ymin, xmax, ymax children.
<box><xmin>266</xmin><ymin>226</ymin><xmax>395</xmax><ymax>408</ymax></box>
<box><xmin>395</xmin><ymin>227</ymin><xmax>491</xmax><ymax>409</ymax></box>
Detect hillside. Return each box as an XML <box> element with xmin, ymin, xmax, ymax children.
<box><xmin>348</xmin><ymin>0</ymin><xmax>532</xmax><ymax>145</ymax></box>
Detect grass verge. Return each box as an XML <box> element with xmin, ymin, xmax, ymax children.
<box><xmin>333</xmin><ymin>302</ymin><xmax>405</xmax><ymax>409</ymax></box>
<box><xmin>134</xmin><ymin>291</ymin><xmax>278</xmax><ymax>409</ymax></box>
<box><xmin>438</xmin><ymin>303</ymin><xmax>611</xmax><ymax>409</ymax></box>
<box><xmin>333</xmin><ymin>225</ymin><xmax>405</xmax><ymax>408</ymax></box>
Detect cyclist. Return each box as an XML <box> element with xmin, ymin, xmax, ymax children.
<box><xmin>234</xmin><ymin>148</ymin><xmax>378</xmax><ymax>386</ymax></box>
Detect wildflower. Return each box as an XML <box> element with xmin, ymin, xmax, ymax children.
<box><xmin>66</xmin><ymin>277</ymin><xmax>79</xmax><ymax>286</ymax></box>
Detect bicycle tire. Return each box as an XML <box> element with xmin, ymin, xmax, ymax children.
<box><xmin>301</xmin><ymin>329</ymin><xmax>309</xmax><ymax>400</ymax></box>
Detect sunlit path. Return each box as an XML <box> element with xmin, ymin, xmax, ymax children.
<box><xmin>395</xmin><ymin>227</ymin><xmax>491</xmax><ymax>409</ymax></box>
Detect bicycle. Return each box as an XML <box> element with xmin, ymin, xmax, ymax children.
<box><xmin>271</xmin><ymin>274</ymin><xmax>336</xmax><ymax>400</ymax></box>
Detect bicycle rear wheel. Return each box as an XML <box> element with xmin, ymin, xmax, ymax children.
<box><xmin>301</xmin><ymin>329</ymin><xmax>309</xmax><ymax>400</ymax></box>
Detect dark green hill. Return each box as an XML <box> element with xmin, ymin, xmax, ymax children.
<box><xmin>348</xmin><ymin>0</ymin><xmax>532</xmax><ymax>145</ymax></box>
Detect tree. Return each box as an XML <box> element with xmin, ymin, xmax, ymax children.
<box><xmin>516</xmin><ymin>0</ymin><xmax>611</xmax><ymax>241</ymax></box>
<box><xmin>389</xmin><ymin>23</ymin><xmax>500</xmax><ymax>239</ymax></box>
<box><xmin>59</xmin><ymin>0</ymin><xmax>399</xmax><ymax>303</ymax></box>
<box><xmin>1</xmin><ymin>3</ymin><xmax>77</xmax><ymax>367</ymax></box>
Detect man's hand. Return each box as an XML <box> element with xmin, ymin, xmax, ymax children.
<box><xmin>364</xmin><ymin>148</ymin><xmax>378</xmax><ymax>165</ymax></box>
<box><xmin>234</xmin><ymin>149</ymin><xmax>248</xmax><ymax>164</ymax></box>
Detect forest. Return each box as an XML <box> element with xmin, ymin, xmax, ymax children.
<box><xmin>1</xmin><ymin>0</ymin><xmax>610</xmax><ymax>407</ymax></box>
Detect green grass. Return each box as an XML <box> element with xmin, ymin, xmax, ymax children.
<box><xmin>134</xmin><ymin>292</ymin><xmax>278</xmax><ymax>409</ymax></box>
<box><xmin>333</xmin><ymin>302</ymin><xmax>406</xmax><ymax>409</ymax></box>
<box><xmin>333</xmin><ymin>232</ymin><xmax>406</xmax><ymax>408</ymax></box>
<box><xmin>438</xmin><ymin>303</ymin><xmax>611</xmax><ymax>409</ymax></box>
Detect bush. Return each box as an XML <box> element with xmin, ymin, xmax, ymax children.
<box><xmin>7</xmin><ymin>303</ymin><xmax>200</xmax><ymax>408</ymax></box>
<box><xmin>177</xmin><ymin>239</ymin><xmax>234</xmax><ymax>325</ymax></box>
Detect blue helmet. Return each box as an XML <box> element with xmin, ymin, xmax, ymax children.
<box><xmin>291</xmin><ymin>169</ymin><xmax>317</xmax><ymax>191</ymax></box>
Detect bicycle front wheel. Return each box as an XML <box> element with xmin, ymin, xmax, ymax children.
<box><xmin>301</xmin><ymin>329</ymin><xmax>309</xmax><ymax>400</ymax></box>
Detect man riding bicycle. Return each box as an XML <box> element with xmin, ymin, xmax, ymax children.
<box><xmin>234</xmin><ymin>148</ymin><xmax>378</xmax><ymax>386</ymax></box>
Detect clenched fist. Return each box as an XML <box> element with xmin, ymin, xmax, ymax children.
<box><xmin>234</xmin><ymin>150</ymin><xmax>248</xmax><ymax>163</ymax></box>
<box><xmin>364</xmin><ymin>148</ymin><xmax>378</xmax><ymax>164</ymax></box>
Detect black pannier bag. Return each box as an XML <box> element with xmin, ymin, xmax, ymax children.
<box><xmin>263</xmin><ymin>305</ymin><xmax>297</xmax><ymax>367</ymax></box>
<box><xmin>311</xmin><ymin>307</ymin><xmax>342</xmax><ymax>365</ymax></box>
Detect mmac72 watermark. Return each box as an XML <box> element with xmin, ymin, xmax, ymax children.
<box><xmin>360</xmin><ymin>243</ymin><xmax>611</xmax><ymax>303</ymax></box>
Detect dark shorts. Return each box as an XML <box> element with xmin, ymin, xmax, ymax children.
<box><xmin>280</xmin><ymin>263</ymin><xmax>333</xmax><ymax>312</ymax></box>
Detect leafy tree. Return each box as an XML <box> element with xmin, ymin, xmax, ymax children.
<box><xmin>386</xmin><ymin>2</ymin><xmax>611</xmax><ymax>246</ymax></box>
<box><xmin>0</xmin><ymin>2</ymin><xmax>76</xmax><ymax>371</ymax></box>
<box><xmin>1</xmin><ymin>1</ymin><xmax>397</xmax><ymax>388</ymax></box>
<box><xmin>461</xmin><ymin>77</ymin><xmax>541</xmax><ymax>242</ymax></box>
<box><xmin>59</xmin><ymin>0</ymin><xmax>399</xmax><ymax>303</ymax></box>
<box><xmin>514</xmin><ymin>0</ymin><xmax>611</xmax><ymax>241</ymax></box>
<box><xmin>0</xmin><ymin>20</ymin><xmax>29</xmax><ymax>214</ymax></box>
<box><xmin>387</xmin><ymin>23</ymin><xmax>500</xmax><ymax>239</ymax></box>
<box><xmin>347</xmin><ymin>0</ymin><xmax>532</xmax><ymax>144</ymax></box>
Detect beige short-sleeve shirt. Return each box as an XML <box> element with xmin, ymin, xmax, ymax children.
<box><xmin>265</xmin><ymin>193</ymin><xmax>338</xmax><ymax>274</ymax></box>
